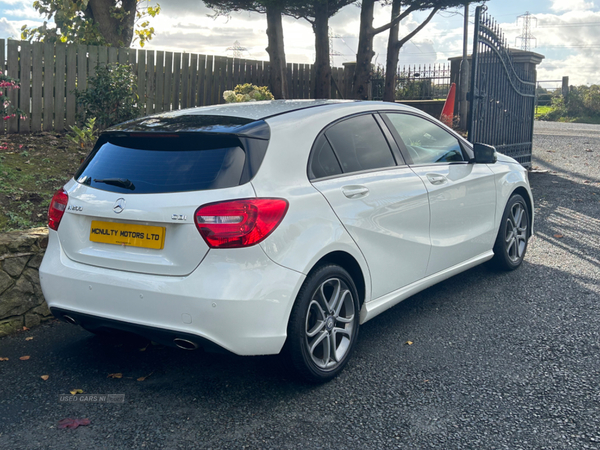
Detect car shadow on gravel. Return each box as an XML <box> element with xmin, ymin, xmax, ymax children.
<box><xmin>528</xmin><ymin>170</ymin><xmax>600</xmax><ymax>270</ymax></box>
<box><xmin>59</xmin><ymin>329</ymin><xmax>295</xmax><ymax>386</ymax></box>
<box><xmin>532</xmin><ymin>155</ymin><xmax>600</xmax><ymax>184</ymax></box>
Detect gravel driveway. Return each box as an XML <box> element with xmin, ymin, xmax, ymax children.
<box><xmin>0</xmin><ymin>120</ymin><xmax>599</xmax><ymax>449</ymax></box>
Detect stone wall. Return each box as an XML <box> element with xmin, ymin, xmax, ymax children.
<box><xmin>0</xmin><ymin>228</ymin><xmax>51</xmax><ymax>337</ymax></box>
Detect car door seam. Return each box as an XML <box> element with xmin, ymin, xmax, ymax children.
<box><xmin>310</xmin><ymin>182</ymin><xmax>374</xmax><ymax>301</ymax></box>
<box><xmin>409</xmin><ymin>166</ymin><xmax>434</xmax><ymax>274</ymax></box>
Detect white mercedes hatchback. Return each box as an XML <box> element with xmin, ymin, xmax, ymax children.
<box><xmin>40</xmin><ymin>100</ymin><xmax>533</xmax><ymax>382</ymax></box>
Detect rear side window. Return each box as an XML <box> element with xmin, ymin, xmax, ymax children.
<box><xmin>308</xmin><ymin>135</ymin><xmax>342</xmax><ymax>179</ymax></box>
<box><xmin>325</xmin><ymin>114</ymin><xmax>396</xmax><ymax>174</ymax></box>
<box><xmin>76</xmin><ymin>134</ymin><xmax>246</xmax><ymax>194</ymax></box>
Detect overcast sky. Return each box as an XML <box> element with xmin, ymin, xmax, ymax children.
<box><xmin>1</xmin><ymin>0</ymin><xmax>599</xmax><ymax>87</ymax></box>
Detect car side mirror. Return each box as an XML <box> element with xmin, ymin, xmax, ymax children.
<box><xmin>472</xmin><ymin>143</ymin><xmax>497</xmax><ymax>164</ymax></box>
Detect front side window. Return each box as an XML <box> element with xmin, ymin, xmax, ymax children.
<box><xmin>325</xmin><ymin>114</ymin><xmax>396</xmax><ymax>175</ymax></box>
<box><xmin>384</xmin><ymin>113</ymin><xmax>465</xmax><ymax>165</ymax></box>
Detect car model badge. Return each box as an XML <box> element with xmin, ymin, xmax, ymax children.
<box><xmin>113</xmin><ymin>198</ymin><xmax>126</xmax><ymax>214</ymax></box>
<box><xmin>326</xmin><ymin>316</ymin><xmax>335</xmax><ymax>331</ymax></box>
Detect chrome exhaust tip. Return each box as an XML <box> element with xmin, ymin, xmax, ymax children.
<box><xmin>173</xmin><ymin>338</ymin><xmax>199</xmax><ymax>350</ymax></box>
<box><xmin>63</xmin><ymin>315</ymin><xmax>78</xmax><ymax>325</ymax></box>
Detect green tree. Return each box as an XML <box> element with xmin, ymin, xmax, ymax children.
<box><xmin>77</xmin><ymin>63</ymin><xmax>141</xmax><ymax>129</ymax></box>
<box><xmin>286</xmin><ymin>1</ymin><xmax>356</xmax><ymax>99</ymax></box>
<box><xmin>204</xmin><ymin>1</ymin><xmax>291</xmax><ymax>99</ymax></box>
<box><xmin>539</xmin><ymin>85</ymin><xmax>600</xmax><ymax>122</ymax></box>
<box><xmin>21</xmin><ymin>0</ymin><xmax>161</xmax><ymax>47</ymax></box>
<box><xmin>583</xmin><ymin>85</ymin><xmax>600</xmax><ymax>115</ymax></box>
<box><xmin>353</xmin><ymin>0</ymin><xmax>471</xmax><ymax>100</ymax></box>
<box><xmin>205</xmin><ymin>1</ymin><xmax>355</xmax><ymax>99</ymax></box>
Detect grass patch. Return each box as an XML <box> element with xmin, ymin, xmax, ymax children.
<box><xmin>535</xmin><ymin>106</ymin><xmax>600</xmax><ymax>124</ymax></box>
<box><xmin>535</xmin><ymin>105</ymin><xmax>553</xmax><ymax>119</ymax></box>
<box><xmin>570</xmin><ymin>116</ymin><xmax>600</xmax><ymax>124</ymax></box>
<box><xmin>0</xmin><ymin>132</ymin><xmax>85</xmax><ymax>232</ymax></box>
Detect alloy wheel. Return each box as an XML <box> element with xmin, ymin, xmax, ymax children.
<box><xmin>304</xmin><ymin>277</ymin><xmax>355</xmax><ymax>370</ymax></box>
<box><xmin>504</xmin><ymin>201</ymin><xmax>528</xmax><ymax>264</ymax></box>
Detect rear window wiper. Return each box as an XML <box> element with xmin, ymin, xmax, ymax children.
<box><xmin>93</xmin><ymin>178</ymin><xmax>136</xmax><ymax>190</ymax></box>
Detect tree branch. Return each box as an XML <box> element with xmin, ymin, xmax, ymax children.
<box><xmin>395</xmin><ymin>6</ymin><xmax>439</xmax><ymax>49</ymax></box>
<box><xmin>371</xmin><ymin>4</ymin><xmax>418</xmax><ymax>36</ymax></box>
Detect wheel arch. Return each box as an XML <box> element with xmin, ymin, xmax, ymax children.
<box><xmin>511</xmin><ymin>186</ymin><xmax>534</xmax><ymax>237</ymax></box>
<box><xmin>308</xmin><ymin>251</ymin><xmax>367</xmax><ymax>308</ymax></box>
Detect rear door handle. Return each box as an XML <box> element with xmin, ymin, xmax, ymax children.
<box><xmin>426</xmin><ymin>173</ymin><xmax>448</xmax><ymax>185</ymax></box>
<box><xmin>342</xmin><ymin>185</ymin><xmax>370</xmax><ymax>199</ymax></box>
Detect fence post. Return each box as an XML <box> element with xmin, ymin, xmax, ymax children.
<box><xmin>98</xmin><ymin>46</ymin><xmax>108</xmax><ymax>68</ymax></box>
<box><xmin>562</xmin><ymin>76</ymin><xmax>569</xmax><ymax>102</ymax></box>
<box><xmin>342</xmin><ymin>62</ymin><xmax>355</xmax><ymax>99</ymax></box>
<box><xmin>54</xmin><ymin>44</ymin><xmax>66</xmax><ymax>131</ymax></box>
<box><xmin>7</xmin><ymin>40</ymin><xmax>19</xmax><ymax>133</ymax></box>
<box><xmin>467</xmin><ymin>6</ymin><xmax>482</xmax><ymax>142</ymax></box>
<box><xmin>146</xmin><ymin>50</ymin><xmax>155</xmax><ymax>115</ymax></box>
<box><xmin>31</xmin><ymin>42</ymin><xmax>43</xmax><ymax>132</ymax></box>
<box><xmin>137</xmin><ymin>49</ymin><xmax>146</xmax><ymax>112</ymax></box>
<box><xmin>19</xmin><ymin>42</ymin><xmax>32</xmax><ymax>133</ymax></box>
<box><xmin>164</xmin><ymin>52</ymin><xmax>173</xmax><ymax>111</ymax></box>
<box><xmin>43</xmin><ymin>42</ymin><xmax>54</xmax><ymax>131</ymax></box>
<box><xmin>204</xmin><ymin>55</ymin><xmax>213</xmax><ymax>107</ymax></box>
<box><xmin>0</xmin><ymin>39</ymin><xmax>4</xmax><ymax>133</ymax></box>
<box><xmin>155</xmin><ymin>51</ymin><xmax>164</xmax><ymax>113</ymax></box>
<box><xmin>65</xmin><ymin>45</ymin><xmax>77</xmax><ymax>127</ymax></box>
<box><xmin>197</xmin><ymin>54</ymin><xmax>206</xmax><ymax>106</ymax></box>
<box><xmin>225</xmin><ymin>56</ymin><xmax>233</xmax><ymax>92</ymax></box>
<box><xmin>190</xmin><ymin>53</ymin><xmax>198</xmax><ymax>107</ymax></box>
<box><xmin>76</xmin><ymin>44</ymin><xmax>87</xmax><ymax>124</ymax></box>
<box><xmin>173</xmin><ymin>52</ymin><xmax>181</xmax><ymax>109</ymax></box>
<box><xmin>181</xmin><ymin>52</ymin><xmax>189</xmax><ymax>109</ymax></box>
<box><xmin>459</xmin><ymin>2</ymin><xmax>470</xmax><ymax>130</ymax></box>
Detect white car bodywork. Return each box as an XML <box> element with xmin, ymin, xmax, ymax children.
<box><xmin>40</xmin><ymin>100</ymin><xmax>533</xmax><ymax>356</ymax></box>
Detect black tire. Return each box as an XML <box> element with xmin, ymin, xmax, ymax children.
<box><xmin>491</xmin><ymin>194</ymin><xmax>530</xmax><ymax>271</ymax></box>
<box><xmin>285</xmin><ymin>264</ymin><xmax>360</xmax><ymax>383</ymax></box>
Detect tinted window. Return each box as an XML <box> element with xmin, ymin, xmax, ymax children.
<box><xmin>309</xmin><ymin>135</ymin><xmax>342</xmax><ymax>180</ymax></box>
<box><xmin>385</xmin><ymin>114</ymin><xmax>465</xmax><ymax>164</ymax></box>
<box><xmin>76</xmin><ymin>134</ymin><xmax>246</xmax><ymax>194</ymax></box>
<box><xmin>325</xmin><ymin>115</ymin><xmax>396</xmax><ymax>174</ymax></box>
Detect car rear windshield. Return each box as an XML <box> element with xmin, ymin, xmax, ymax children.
<box><xmin>75</xmin><ymin>134</ymin><xmax>246</xmax><ymax>194</ymax></box>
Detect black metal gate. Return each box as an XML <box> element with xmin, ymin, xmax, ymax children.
<box><xmin>468</xmin><ymin>6</ymin><xmax>536</xmax><ymax>167</ymax></box>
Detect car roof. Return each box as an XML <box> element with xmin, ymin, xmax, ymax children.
<box><xmin>177</xmin><ymin>99</ymin><xmax>355</xmax><ymax>120</ymax></box>
<box><xmin>106</xmin><ymin>100</ymin><xmax>418</xmax><ymax>135</ymax></box>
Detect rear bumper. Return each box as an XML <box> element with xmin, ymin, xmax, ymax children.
<box><xmin>40</xmin><ymin>230</ymin><xmax>305</xmax><ymax>356</ymax></box>
<box><xmin>50</xmin><ymin>307</ymin><xmax>229</xmax><ymax>353</ymax></box>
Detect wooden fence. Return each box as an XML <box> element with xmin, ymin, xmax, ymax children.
<box><xmin>0</xmin><ymin>39</ymin><xmax>349</xmax><ymax>134</ymax></box>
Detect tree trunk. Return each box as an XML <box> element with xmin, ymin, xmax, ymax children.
<box><xmin>383</xmin><ymin>0</ymin><xmax>402</xmax><ymax>103</ymax></box>
<box><xmin>87</xmin><ymin>0</ymin><xmax>137</xmax><ymax>47</ymax></box>
<box><xmin>384</xmin><ymin>7</ymin><xmax>440</xmax><ymax>102</ymax></box>
<box><xmin>313</xmin><ymin>2</ymin><xmax>331</xmax><ymax>99</ymax></box>
<box><xmin>265</xmin><ymin>5</ymin><xmax>288</xmax><ymax>99</ymax></box>
<box><xmin>352</xmin><ymin>0</ymin><xmax>375</xmax><ymax>100</ymax></box>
